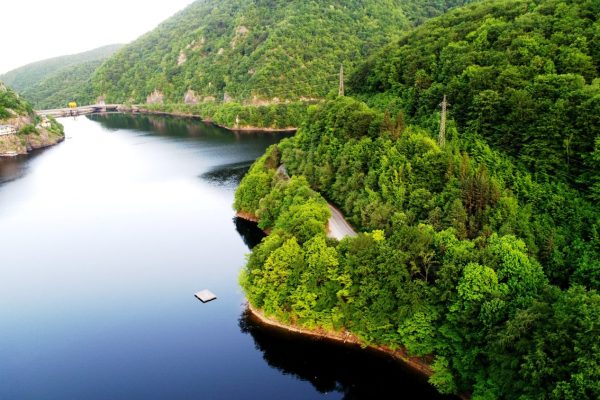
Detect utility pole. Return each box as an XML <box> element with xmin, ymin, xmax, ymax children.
<box><xmin>338</xmin><ymin>64</ymin><xmax>345</xmax><ymax>97</ymax></box>
<box><xmin>439</xmin><ymin>95</ymin><xmax>448</xmax><ymax>148</ymax></box>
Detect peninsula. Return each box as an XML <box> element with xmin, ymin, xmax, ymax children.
<box><xmin>0</xmin><ymin>82</ymin><xmax>64</xmax><ymax>157</ymax></box>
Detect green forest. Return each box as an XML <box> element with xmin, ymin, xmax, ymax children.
<box><xmin>235</xmin><ymin>0</ymin><xmax>600</xmax><ymax>399</ymax></box>
<box><xmin>0</xmin><ymin>83</ymin><xmax>33</xmax><ymax>119</ymax></box>
<box><xmin>91</xmin><ymin>0</ymin><xmax>472</xmax><ymax>104</ymax></box>
<box><xmin>2</xmin><ymin>0</ymin><xmax>597</xmax><ymax>396</ymax></box>
<box><xmin>19</xmin><ymin>60</ymin><xmax>105</xmax><ymax>109</ymax></box>
<box><xmin>350</xmin><ymin>0</ymin><xmax>600</xmax><ymax>198</ymax></box>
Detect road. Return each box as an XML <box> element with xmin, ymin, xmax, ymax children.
<box><xmin>327</xmin><ymin>204</ymin><xmax>357</xmax><ymax>240</ymax></box>
<box><xmin>278</xmin><ymin>164</ymin><xmax>356</xmax><ymax>240</ymax></box>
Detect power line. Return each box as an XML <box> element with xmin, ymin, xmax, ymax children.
<box><xmin>339</xmin><ymin>64</ymin><xmax>344</xmax><ymax>97</ymax></box>
<box><xmin>439</xmin><ymin>95</ymin><xmax>448</xmax><ymax>148</ymax></box>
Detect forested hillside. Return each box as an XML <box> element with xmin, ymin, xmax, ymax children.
<box><xmin>19</xmin><ymin>60</ymin><xmax>105</xmax><ymax>109</ymax></box>
<box><xmin>350</xmin><ymin>0</ymin><xmax>600</xmax><ymax>198</ymax></box>
<box><xmin>237</xmin><ymin>97</ymin><xmax>599</xmax><ymax>400</ymax></box>
<box><xmin>0</xmin><ymin>44</ymin><xmax>122</xmax><ymax>108</ymax></box>
<box><xmin>235</xmin><ymin>0</ymin><xmax>600</xmax><ymax>398</ymax></box>
<box><xmin>0</xmin><ymin>83</ymin><xmax>33</xmax><ymax>119</ymax></box>
<box><xmin>92</xmin><ymin>0</ymin><xmax>472</xmax><ymax>104</ymax></box>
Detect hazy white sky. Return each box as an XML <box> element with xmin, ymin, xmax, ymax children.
<box><xmin>0</xmin><ymin>0</ymin><xmax>195</xmax><ymax>74</ymax></box>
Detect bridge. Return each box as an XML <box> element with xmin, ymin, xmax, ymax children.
<box><xmin>36</xmin><ymin>104</ymin><xmax>123</xmax><ymax>118</ymax></box>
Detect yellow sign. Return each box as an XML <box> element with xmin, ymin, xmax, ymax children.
<box><xmin>68</xmin><ymin>102</ymin><xmax>77</xmax><ymax>109</ymax></box>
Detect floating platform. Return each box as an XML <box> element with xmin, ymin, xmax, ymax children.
<box><xmin>195</xmin><ymin>289</ymin><xmax>217</xmax><ymax>303</ymax></box>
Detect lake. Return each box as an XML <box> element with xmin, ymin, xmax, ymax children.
<box><xmin>0</xmin><ymin>114</ymin><xmax>453</xmax><ymax>399</ymax></box>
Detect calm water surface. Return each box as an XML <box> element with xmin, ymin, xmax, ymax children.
<box><xmin>0</xmin><ymin>114</ymin><xmax>452</xmax><ymax>399</ymax></box>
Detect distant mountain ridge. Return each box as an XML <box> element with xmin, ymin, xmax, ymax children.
<box><xmin>0</xmin><ymin>44</ymin><xmax>123</xmax><ymax>108</ymax></box>
<box><xmin>19</xmin><ymin>59</ymin><xmax>108</xmax><ymax>110</ymax></box>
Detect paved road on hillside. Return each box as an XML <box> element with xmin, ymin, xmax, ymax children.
<box><xmin>278</xmin><ymin>164</ymin><xmax>357</xmax><ymax>240</ymax></box>
<box><xmin>327</xmin><ymin>204</ymin><xmax>357</xmax><ymax>240</ymax></box>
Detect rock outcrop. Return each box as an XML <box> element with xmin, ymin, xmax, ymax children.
<box><xmin>184</xmin><ymin>90</ymin><xmax>200</xmax><ymax>104</ymax></box>
<box><xmin>146</xmin><ymin>90</ymin><xmax>164</xmax><ymax>104</ymax></box>
<box><xmin>177</xmin><ymin>51</ymin><xmax>187</xmax><ymax>66</ymax></box>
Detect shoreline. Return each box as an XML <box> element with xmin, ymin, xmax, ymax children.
<box><xmin>247</xmin><ymin>304</ymin><xmax>469</xmax><ymax>400</ymax></box>
<box><xmin>222</xmin><ymin>125</ymin><xmax>297</xmax><ymax>133</ymax></box>
<box><xmin>37</xmin><ymin>107</ymin><xmax>299</xmax><ymax>134</ymax></box>
<box><xmin>134</xmin><ymin>108</ymin><xmax>298</xmax><ymax>133</ymax></box>
<box><xmin>247</xmin><ymin>303</ymin><xmax>435</xmax><ymax>377</ymax></box>
<box><xmin>29</xmin><ymin>133</ymin><xmax>65</xmax><ymax>152</ymax></box>
<box><xmin>236</xmin><ymin>210</ymin><xmax>468</xmax><ymax>399</ymax></box>
<box><xmin>236</xmin><ymin>211</ymin><xmax>259</xmax><ymax>223</ymax></box>
<box><xmin>236</xmin><ymin>213</ymin><xmax>435</xmax><ymax>381</ymax></box>
<box><xmin>236</xmin><ymin>211</ymin><xmax>273</xmax><ymax>235</ymax></box>
<box><xmin>0</xmin><ymin>130</ymin><xmax>65</xmax><ymax>158</ymax></box>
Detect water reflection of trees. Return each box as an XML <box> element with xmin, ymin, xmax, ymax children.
<box><xmin>238</xmin><ymin>310</ymin><xmax>455</xmax><ymax>400</ymax></box>
<box><xmin>87</xmin><ymin>113</ymin><xmax>294</xmax><ymax>147</ymax></box>
<box><xmin>0</xmin><ymin>156</ymin><xmax>28</xmax><ymax>186</ymax></box>
<box><xmin>0</xmin><ymin>150</ymin><xmax>50</xmax><ymax>186</ymax></box>
<box><xmin>233</xmin><ymin>217</ymin><xmax>265</xmax><ymax>249</ymax></box>
<box><xmin>88</xmin><ymin>113</ymin><xmax>228</xmax><ymax>138</ymax></box>
<box><xmin>202</xmin><ymin>161</ymin><xmax>252</xmax><ymax>188</ymax></box>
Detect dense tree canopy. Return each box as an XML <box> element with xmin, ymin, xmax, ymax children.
<box><xmin>236</xmin><ymin>94</ymin><xmax>599</xmax><ymax>399</ymax></box>
<box><xmin>0</xmin><ymin>82</ymin><xmax>33</xmax><ymax>119</ymax></box>
<box><xmin>350</xmin><ymin>0</ymin><xmax>600</xmax><ymax>198</ymax></box>
<box><xmin>233</xmin><ymin>5</ymin><xmax>600</xmax><ymax>395</ymax></box>
<box><xmin>20</xmin><ymin>60</ymin><xmax>104</xmax><ymax>109</ymax></box>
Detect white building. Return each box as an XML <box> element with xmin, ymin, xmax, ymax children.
<box><xmin>0</xmin><ymin>125</ymin><xmax>17</xmax><ymax>136</ymax></box>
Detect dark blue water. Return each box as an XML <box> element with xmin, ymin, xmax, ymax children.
<box><xmin>0</xmin><ymin>114</ymin><xmax>452</xmax><ymax>399</ymax></box>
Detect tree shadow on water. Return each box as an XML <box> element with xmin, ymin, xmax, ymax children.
<box><xmin>201</xmin><ymin>161</ymin><xmax>252</xmax><ymax>188</ymax></box>
<box><xmin>233</xmin><ymin>216</ymin><xmax>265</xmax><ymax>249</ymax></box>
<box><xmin>238</xmin><ymin>310</ymin><xmax>457</xmax><ymax>400</ymax></box>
